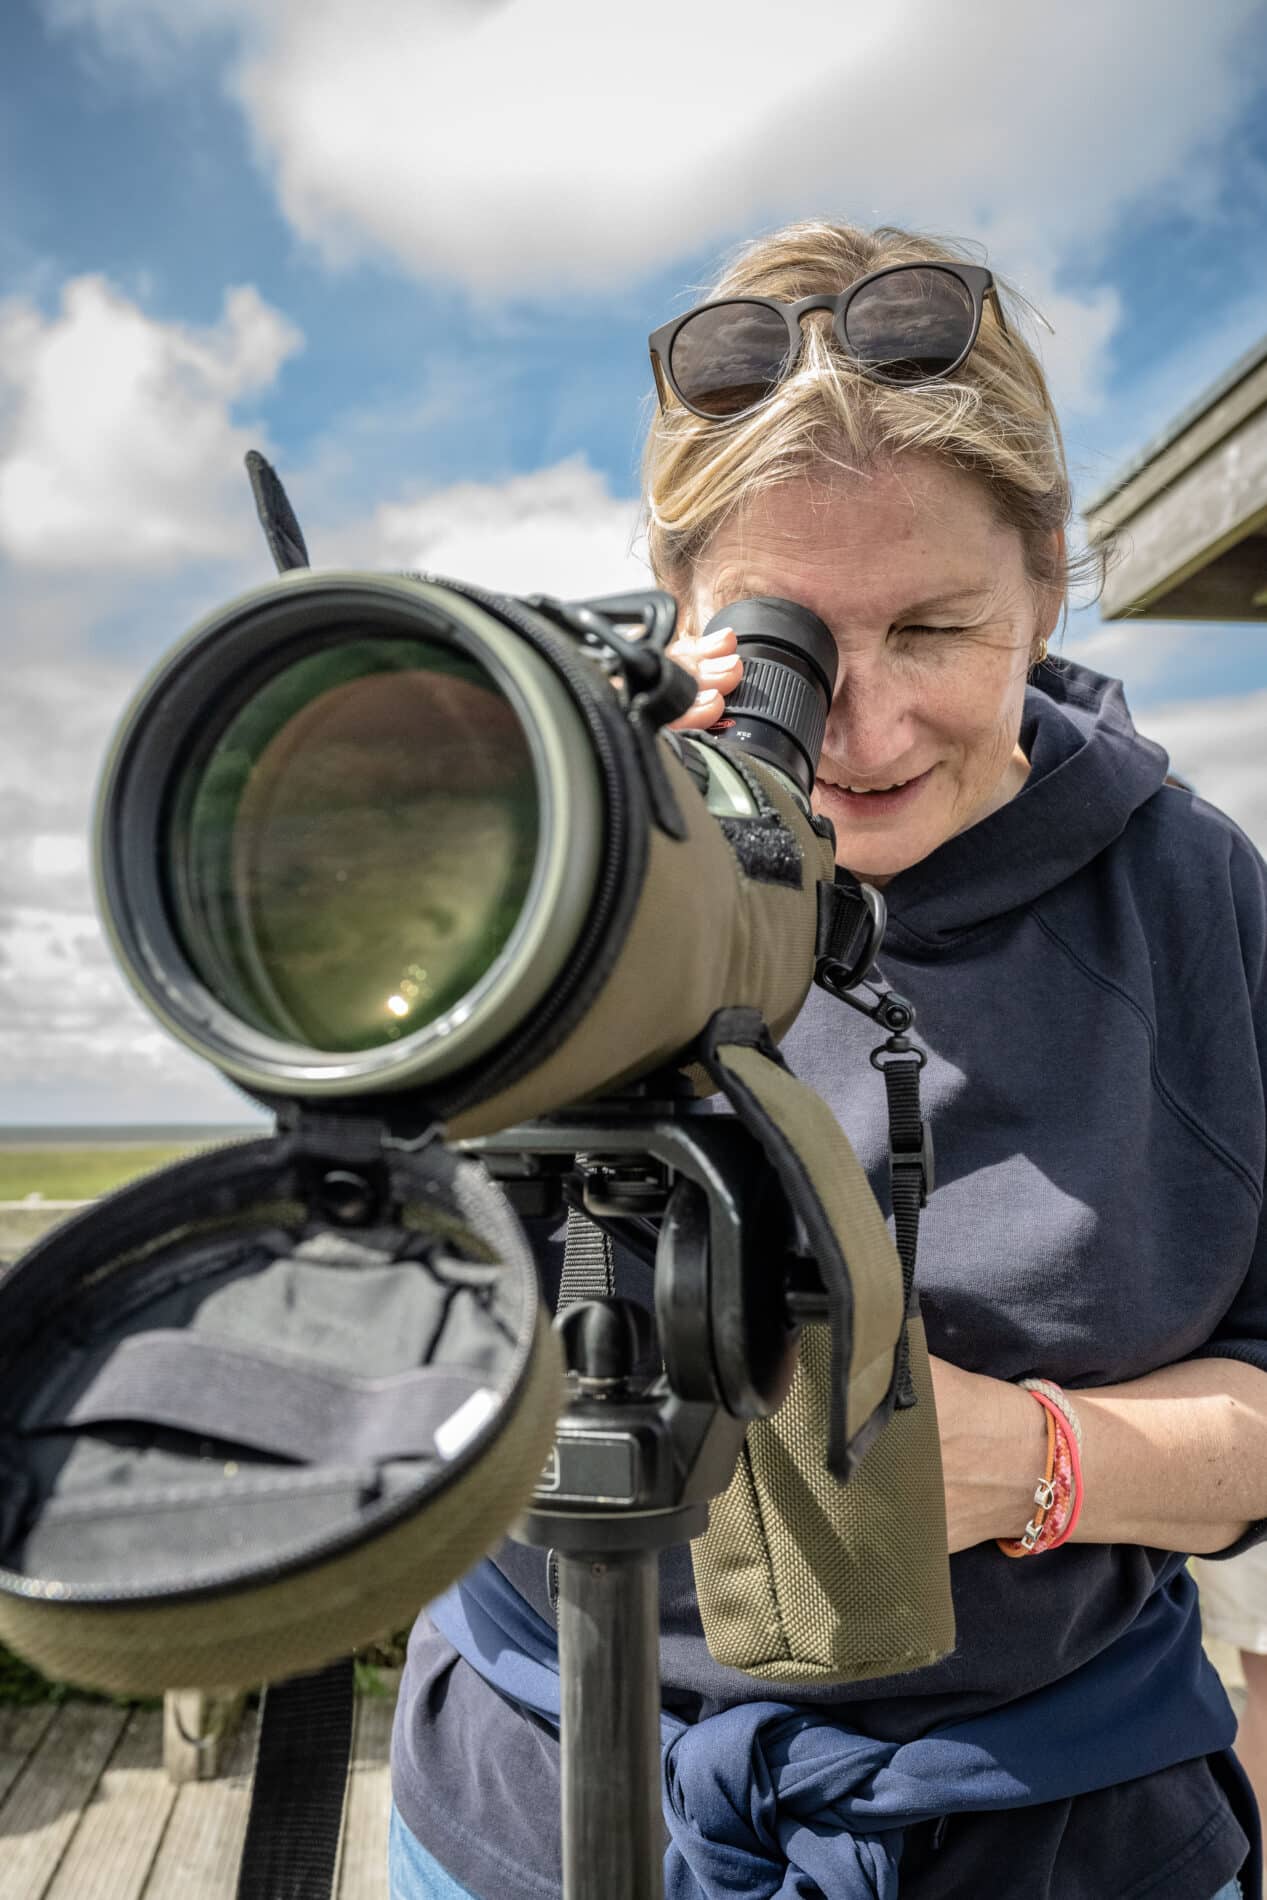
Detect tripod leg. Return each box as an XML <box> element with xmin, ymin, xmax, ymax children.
<box><xmin>557</xmin><ymin>1549</ymin><xmax>663</xmax><ymax>1900</ymax></box>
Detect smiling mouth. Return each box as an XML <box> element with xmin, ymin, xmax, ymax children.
<box><xmin>820</xmin><ymin>768</ymin><xmax>931</xmax><ymax>795</ymax></box>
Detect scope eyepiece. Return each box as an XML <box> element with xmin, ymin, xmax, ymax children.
<box><xmin>702</xmin><ymin>597</ymin><xmax>837</xmax><ymax>798</ymax></box>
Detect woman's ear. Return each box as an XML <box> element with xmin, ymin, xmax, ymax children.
<box><xmin>1033</xmin><ymin>528</ymin><xmax>1066</xmax><ymax>655</ymax></box>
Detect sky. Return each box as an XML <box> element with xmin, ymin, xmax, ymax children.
<box><xmin>2</xmin><ymin>0</ymin><xmax>1267</xmax><ymax>1124</ymax></box>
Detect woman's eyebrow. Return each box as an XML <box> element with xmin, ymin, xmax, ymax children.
<box><xmin>900</xmin><ymin>589</ymin><xmax>994</xmax><ymax>616</ymax></box>
<box><xmin>705</xmin><ymin>579</ymin><xmax>997</xmax><ymax>622</ymax></box>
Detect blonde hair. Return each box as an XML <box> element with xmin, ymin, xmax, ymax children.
<box><xmin>643</xmin><ymin>219</ymin><xmax>1092</xmax><ymax>622</ymax></box>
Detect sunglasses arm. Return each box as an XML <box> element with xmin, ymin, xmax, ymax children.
<box><xmin>984</xmin><ymin>283</ymin><xmax>1009</xmax><ymax>338</ymax></box>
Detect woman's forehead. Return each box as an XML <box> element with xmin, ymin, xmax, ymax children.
<box><xmin>692</xmin><ymin>462</ymin><xmax>1020</xmax><ymax>619</ymax></box>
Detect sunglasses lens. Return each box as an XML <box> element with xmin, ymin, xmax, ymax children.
<box><xmin>843</xmin><ymin>267</ymin><xmax>976</xmax><ymax>383</ymax></box>
<box><xmin>669</xmin><ymin>301</ymin><xmax>791</xmax><ymax>417</ymax></box>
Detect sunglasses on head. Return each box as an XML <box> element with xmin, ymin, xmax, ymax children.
<box><xmin>648</xmin><ymin>262</ymin><xmax>1003</xmax><ymax>422</ymax></box>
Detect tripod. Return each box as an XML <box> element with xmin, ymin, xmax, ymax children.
<box><xmin>468</xmin><ymin>1092</ymin><xmax>832</xmax><ymax>1900</ymax></box>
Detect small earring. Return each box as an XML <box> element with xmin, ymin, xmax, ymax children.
<box><xmin>1034</xmin><ymin>637</ymin><xmax>1049</xmax><ymax>665</ymax></box>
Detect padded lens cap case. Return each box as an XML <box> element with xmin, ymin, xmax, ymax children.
<box><xmin>0</xmin><ymin>1130</ymin><xmax>563</xmax><ymax>1696</ymax></box>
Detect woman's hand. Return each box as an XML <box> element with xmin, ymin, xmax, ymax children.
<box><xmin>664</xmin><ymin>622</ymin><xmax>743</xmax><ymax>731</ymax></box>
<box><xmin>927</xmin><ymin>1355</ymin><xmax>1048</xmax><ymax>1553</ymax></box>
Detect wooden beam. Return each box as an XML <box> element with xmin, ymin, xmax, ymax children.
<box><xmin>1086</xmin><ymin>351</ymin><xmax>1267</xmax><ymax>532</ymax></box>
<box><xmin>1089</xmin><ymin>398</ymin><xmax>1267</xmax><ymax>620</ymax></box>
<box><xmin>1119</xmin><ymin>533</ymin><xmax>1267</xmax><ymax>621</ymax></box>
<box><xmin>162</xmin><ymin>1688</ymin><xmax>248</xmax><ymax>1784</ymax></box>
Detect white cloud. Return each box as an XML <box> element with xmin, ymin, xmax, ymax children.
<box><xmin>0</xmin><ymin>900</ymin><xmax>252</xmax><ymax>1123</ymax></box>
<box><xmin>1060</xmin><ymin>613</ymin><xmax>1196</xmax><ymax>694</ymax></box>
<box><xmin>45</xmin><ymin>0</ymin><xmax>1267</xmax><ymax>417</ymax></box>
<box><xmin>323</xmin><ymin>455</ymin><xmax>650</xmax><ymax>597</ymax></box>
<box><xmin>1137</xmin><ymin>688</ymin><xmax>1267</xmax><ymax>853</ymax></box>
<box><xmin>0</xmin><ymin>269</ymin><xmax>305</xmax><ymax>1121</ymax></box>
<box><xmin>0</xmin><ymin>453</ymin><xmax>652</xmax><ymax>1122</ymax></box>
<box><xmin>0</xmin><ymin>276</ymin><xmax>302</xmax><ymax>569</ymax></box>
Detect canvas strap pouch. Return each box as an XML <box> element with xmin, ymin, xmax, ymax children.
<box><xmin>688</xmin><ymin>1011</ymin><xmax>955</xmax><ymax>1683</ymax></box>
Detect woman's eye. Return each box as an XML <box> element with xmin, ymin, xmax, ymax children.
<box><xmin>901</xmin><ymin>624</ymin><xmax>963</xmax><ymax>637</ymax></box>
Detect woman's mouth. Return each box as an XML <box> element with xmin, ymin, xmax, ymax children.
<box><xmin>814</xmin><ymin>767</ymin><xmax>934</xmax><ymax>819</ymax></box>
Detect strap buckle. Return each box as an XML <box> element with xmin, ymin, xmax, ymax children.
<box><xmin>890</xmin><ymin>1118</ymin><xmax>936</xmax><ymax>1206</ymax></box>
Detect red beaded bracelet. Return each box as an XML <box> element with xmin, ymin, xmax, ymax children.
<box><xmin>997</xmin><ymin>1381</ymin><xmax>1084</xmax><ymax>1558</ymax></box>
<box><xmin>997</xmin><ymin>1402</ymin><xmax>1057</xmax><ymax>1559</ymax></box>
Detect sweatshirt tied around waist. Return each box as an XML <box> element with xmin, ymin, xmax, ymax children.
<box><xmin>428</xmin><ymin>1559</ymin><xmax>1233</xmax><ymax>1899</ymax></box>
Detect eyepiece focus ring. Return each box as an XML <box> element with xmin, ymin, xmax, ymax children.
<box><xmin>724</xmin><ymin>658</ymin><xmax>828</xmax><ymax>779</ymax></box>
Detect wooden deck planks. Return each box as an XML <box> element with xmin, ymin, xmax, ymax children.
<box><xmin>335</xmin><ymin>1686</ymin><xmax>395</xmax><ymax>1900</ymax></box>
<box><xmin>0</xmin><ymin>1679</ymin><xmax>396</xmax><ymax>1900</ymax></box>
<box><xmin>0</xmin><ymin>1702</ymin><xmax>130</xmax><ymax>1900</ymax></box>
<box><xmin>44</xmin><ymin>1708</ymin><xmax>175</xmax><ymax>1900</ymax></box>
<box><xmin>0</xmin><ymin>1705</ymin><xmax>60</xmax><ymax>1810</ymax></box>
<box><xmin>138</xmin><ymin>1710</ymin><xmax>258</xmax><ymax>1900</ymax></box>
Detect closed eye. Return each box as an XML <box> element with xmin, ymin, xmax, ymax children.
<box><xmin>901</xmin><ymin>623</ymin><xmax>964</xmax><ymax>635</ymax></box>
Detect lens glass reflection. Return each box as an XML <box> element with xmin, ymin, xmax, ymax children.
<box><xmin>843</xmin><ymin>267</ymin><xmax>975</xmax><ymax>381</ymax></box>
<box><xmin>167</xmin><ymin>638</ymin><xmax>539</xmax><ymax>1052</ymax></box>
<box><xmin>670</xmin><ymin>300</ymin><xmax>791</xmax><ymax>416</ymax></box>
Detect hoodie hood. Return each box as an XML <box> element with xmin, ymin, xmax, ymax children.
<box><xmin>873</xmin><ymin>659</ymin><xmax>1170</xmax><ymax>947</ymax></box>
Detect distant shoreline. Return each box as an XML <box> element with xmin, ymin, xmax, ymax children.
<box><xmin>0</xmin><ymin>1125</ymin><xmax>266</xmax><ymax>1147</ymax></box>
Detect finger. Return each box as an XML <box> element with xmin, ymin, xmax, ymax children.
<box><xmin>665</xmin><ymin>651</ymin><xmax>743</xmax><ymax>701</ymax></box>
<box><xmin>667</xmin><ymin>687</ymin><xmax>724</xmax><ymax>732</ymax></box>
<box><xmin>666</xmin><ymin>623</ymin><xmax>737</xmax><ymax>681</ymax></box>
<box><xmin>697</xmin><ymin>653</ymin><xmax>743</xmax><ymax>692</ymax></box>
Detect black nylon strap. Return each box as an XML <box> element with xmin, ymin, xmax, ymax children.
<box><xmin>235</xmin><ymin>1658</ymin><xmax>354</xmax><ymax>1900</ymax></box>
<box><xmin>24</xmin><ymin>1328</ymin><xmax>492</xmax><ymax>1467</ymax></box>
<box><xmin>881</xmin><ymin>1053</ymin><xmax>929</xmax><ymax>1410</ymax></box>
<box><xmin>817</xmin><ymin>957</ymin><xmax>933</xmax><ymax>1416</ymax></box>
<box><xmin>815</xmin><ymin>877</ymin><xmax>882</xmax><ymax>988</ymax></box>
<box><xmin>559</xmin><ymin>1171</ymin><xmax>615</xmax><ymax>1310</ymax></box>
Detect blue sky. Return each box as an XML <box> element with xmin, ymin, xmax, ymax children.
<box><xmin>2</xmin><ymin>0</ymin><xmax>1267</xmax><ymax>1122</ymax></box>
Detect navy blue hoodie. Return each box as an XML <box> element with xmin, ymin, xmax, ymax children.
<box><xmin>392</xmin><ymin>661</ymin><xmax>1265</xmax><ymax>1898</ymax></box>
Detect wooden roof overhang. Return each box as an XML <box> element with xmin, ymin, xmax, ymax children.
<box><xmin>1083</xmin><ymin>334</ymin><xmax>1267</xmax><ymax>622</ymax></box>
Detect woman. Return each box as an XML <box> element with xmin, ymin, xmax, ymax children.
<box><xmin>389</xmin><ymin>220</ymin><xmax>1267</xmax><ymax>1898</ymax></box>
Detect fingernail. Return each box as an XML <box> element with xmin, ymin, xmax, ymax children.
<box><xmin>700</xmin><ymin>657</ymin><xmax>736</xmax><ymax>680</ymax></box>
<box><xmin>700</xmin><ymin>628</ymin><xmax>734</xmax><ymax>652</ymax></box>
<box><xmin>693</xmin><ymin>687</ymin><xmax>721</xmax><ymax>707</ymax></box>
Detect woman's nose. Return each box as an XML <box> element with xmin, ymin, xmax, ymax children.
<box><xmin>823</xmin><ymin>664</ymin><xmax>913</xmax><ymax>774</ymax></box>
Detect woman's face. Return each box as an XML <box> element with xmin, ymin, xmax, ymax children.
<box><xmin>688</xmin><ymin>457</ymin><xmax>1060</xmax><ymax>885</ymax></box>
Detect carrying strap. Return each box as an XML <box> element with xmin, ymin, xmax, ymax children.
<box><xmin>235</xmin><ymin>1658</ymin><xmax>354</xmax><ymax>1900</ymax></box>
<box><xmin>23</xmin><ymin>1329</ymin><xmax>494</xmax><ymax>1468</ymax></box>
<box><xmin>876</xmin><ymin>1047</ymin><xmax>931</xmax><ymax>1410</ymax></box>
<box><xmin>556</xmin><ymin>1012</ymin><xmax>924</xmax><ymax>1476</ymax></box>
<box><xmin>559</xmin><ymin>1156</ymin><xmax>615</xmax><ymax>1307</ymax></box>
<box><xmin>695</xmin><ymin>1009</ymin><xmax>906</xmax><ymax>1479</ymax></box>
<box><xmin>817</xmin><ymin>950</ymin><xmax>934</xmax><ymax>1413</ymax></box>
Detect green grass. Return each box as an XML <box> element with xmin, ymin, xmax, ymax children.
<box><xmin>0</xmin><ymin>1143</ymin><xmax>214</xmax><ymax>1202</ymax></box>
<box><xmin>0</xmin><ymin>1637</ymin><xmax>411</xmax><ymax>1707</ymax></box>
<box><xmin>0</xmin><ymin>1643</ymin><xmax>162</xmax><ymax>1710</ymax></box>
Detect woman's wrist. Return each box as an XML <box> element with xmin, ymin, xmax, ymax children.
<box><xmin>997</xmin><ymin>1377</ymin><xmax>1053</xmax><ymax>1541</ymax></box>
<box><xmin>999</xmin><ymin>1383</ymin><xmax>1084</xmax><ymax>1556</ymax></box>
<box><xmin>930</xmin><ymin>1356</ymin><xmax>1050</xmax><ymax>1551</ymax></box>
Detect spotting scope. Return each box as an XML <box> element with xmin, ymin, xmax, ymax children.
<box><xmin>93</xmin><ymin>568</ymin><xmax>881</xmax><ymax>1138</ymax></box>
